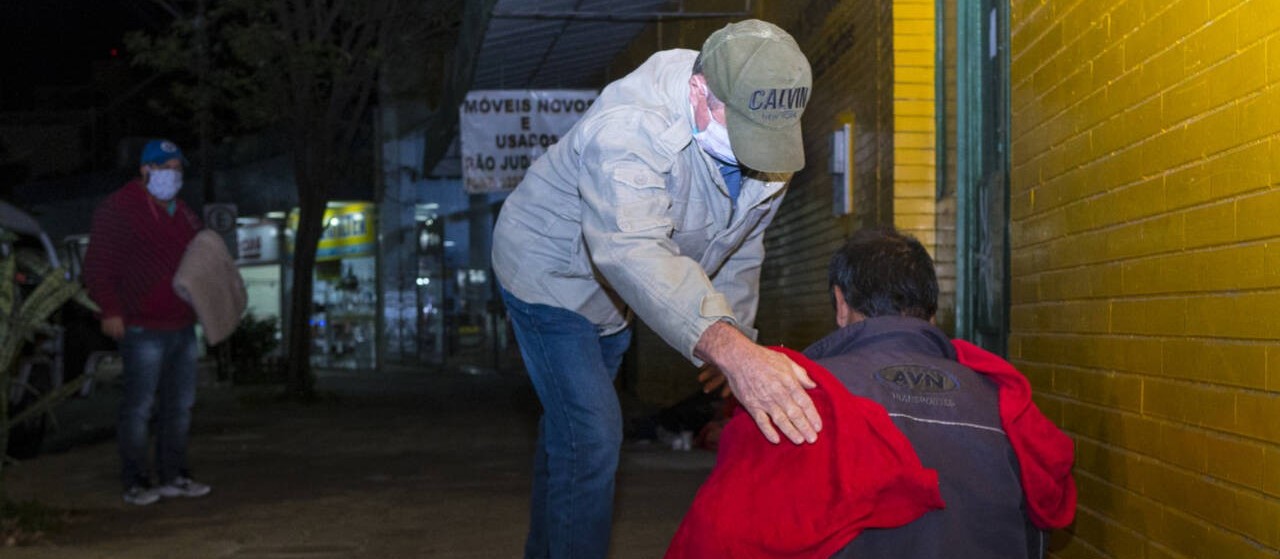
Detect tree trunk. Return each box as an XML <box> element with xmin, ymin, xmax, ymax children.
<box><xmin>276</xmin><ymin>0</ymin><xmax>395</xmax><ymax>398</ymax></box>
<box><xmin>283</xmin><ymin>193</ymin><xmax>327</xmax><ymax>399</ymax></box>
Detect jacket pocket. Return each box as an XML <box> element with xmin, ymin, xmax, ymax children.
<box><xmin>612</xmin><ymin>162</ymin><xmax>672</xmax><ymax>233</ymax></box>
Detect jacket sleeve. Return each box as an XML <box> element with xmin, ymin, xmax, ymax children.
<box><xmin>82</xmin><ymin>201</ymin><xmax>124</xmax><ymax>319</ymax></box>
<box><xmin>708</xmin><ymin>187</ymin><xmax>786</xmax><ymax>340</ymax></box>
<box><xmin>577</xmin><ymin>111</ymin><xmax>740</xmax><ymax>364</ymax></box>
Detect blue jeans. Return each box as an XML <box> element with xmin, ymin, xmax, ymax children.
<box><xmin>118</xmin><ymin>325</ymin><xmax>198</xmax><ymax>490</ymax></box>
<box><xmin>501</xmin><ymin>288</ymin><xmax>632</xmax><ymax>559</ymax></box>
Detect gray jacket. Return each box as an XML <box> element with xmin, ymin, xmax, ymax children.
<box><xmin>808</xmin><ymin>317</ymin><xmax>1045</xmax><ymax>559</ymax></box>
<box><xmin>492</xmin><ymin>49</ymin><xmax>788</xmax><ymax>363</ymax></box>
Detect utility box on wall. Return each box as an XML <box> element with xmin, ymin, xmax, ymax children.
<box><xmin>831</xmin><ymin>121</ymin><xmax>854</xmax><ymax>216</ymax></box>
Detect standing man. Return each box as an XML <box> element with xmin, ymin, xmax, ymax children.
<box><xmin>84</xmin><ymin>139</ymin><xmax>212</xmax><ymax>506</ymax></box>
<box><xmin>492</xmin><ymin>20</ymin><xmax>820</xmax><ymax>558</ymax></box>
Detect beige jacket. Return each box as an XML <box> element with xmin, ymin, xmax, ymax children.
<box><xmin>174</xmin><ymin>229</ymin><xmax>247</xmax><ymax>346</ymax></box>
<box><xmin>491</xmin><ymin>49</ymin><xmax>789</xmax><ymax>364</ymax></box>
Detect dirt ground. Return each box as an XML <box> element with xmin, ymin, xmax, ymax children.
<box><xmin>3</xmin><ymin>367</ymin><xmax>714</xmax><ymax>558</ymax></box>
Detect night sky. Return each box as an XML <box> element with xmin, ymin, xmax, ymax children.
<box><xmin>0</xmin><ymin>0</ymin><xmax>165</xmax><ymax>107</ymax></box>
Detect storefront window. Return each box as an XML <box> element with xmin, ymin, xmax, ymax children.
<box><xmin>287</xmin><ymin>202</ymin><xmax>379</xmax><ymax>370</ymax></box>
<box><xmin>236</xmin><ymin>218</ymin><xmax>284</xmax><ymax>324</ymax></box>
<box><xmin>414</xmin><ymin>205</ymin><xmax>445</xmax><ymax>363</ymax></box>
<box><xmin>378</xmin><ymin>178</ymin><xmax>518</xmax><ymax>372</ymax></box>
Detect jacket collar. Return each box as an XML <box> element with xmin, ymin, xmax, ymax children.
<box><xmin>802</xmin><ymin>315</ymin><xmax>956</xmax><ymax>361</ymax></box>
<box><xmin>659</xmin><ymin>49</ymin><xmax>699</xmax><ymax>137</ymax></box>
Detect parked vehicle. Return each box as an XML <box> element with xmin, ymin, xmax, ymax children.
<box><xmin>0</xmin><ymin>201</ymin><xmax>100</xmax><ymax>459</ymax></box>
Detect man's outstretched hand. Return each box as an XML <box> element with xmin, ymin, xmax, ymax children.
<box><xmin>694</xmin><ymin>321</ymin><xmax>821</xmax><ymax>445</ymax></box>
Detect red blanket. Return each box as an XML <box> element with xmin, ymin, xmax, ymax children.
<box><xmin>664</xmin><ymin>344</ymin><xmax>1075</xmax><ymax>558</ymax></box>
<box><xmin>664</xmin><ymin>347</ymin><xmax>943</xmax><ymax>559</ymax></box>
<box><xmin>951</xmin><ymin>339</ymin><xmax>1077</xmax><ymax>529</ymax></box>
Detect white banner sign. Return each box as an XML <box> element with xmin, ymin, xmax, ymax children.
<box><xmin>460</xmin><ymin>90</ymin><xmax>597</xmax><ymax>193</ymax></box>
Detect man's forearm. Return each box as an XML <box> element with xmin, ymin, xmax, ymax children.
<box><xmin>693</xmin><ymin>320</ymin><xmax>751</xmax><ymax>370</ymax></box>
<box><xmin>692</xmin><ymin>319</ymin><xmax>822</xmax><ymax>445</ymax></box>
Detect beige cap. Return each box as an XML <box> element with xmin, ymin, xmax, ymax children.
<box><xmin>700</xmin><ymin>20</ymin><xmax>812</xmax><ymax>173</ymax></box>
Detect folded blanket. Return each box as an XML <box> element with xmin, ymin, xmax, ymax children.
<box><xmin>173</xmin><ymin>230</ymin><xmax>246</xmax><ymax>345</ymax></box>
<box><xmin>951</xmin><ymin>339</ymin><xmax>1077</xmax><ymax>529</ymax></box>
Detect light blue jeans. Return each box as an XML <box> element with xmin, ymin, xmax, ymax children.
<box><xmin>118</xmin><ymin>325</ymin><xmax>198</xmax><ymax>490</ymax></box>
<box><xmin>501</xmin><ymin>287</ymin><xmax>632</xmax><ymax>559</ymax></box>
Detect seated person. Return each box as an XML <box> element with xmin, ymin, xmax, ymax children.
<box><xmin>666</xmin><ymin>227</ymin><xmax>1075</xmax><ymax>559</ymax></box>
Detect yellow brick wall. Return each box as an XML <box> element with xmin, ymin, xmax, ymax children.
<box><xmin>761</xmin><ymin>0</ymin><xmax>949</xmax><ymax>348</ymax></box>
<box><xmin>1009</xmin><ymin>1</ymin><xmax>1280</xmax><ymax>557</ymax></box>
<box><xmin>893</xmin><ymin>0</ymin><xmax>938</xmax><ymax>259</ymax></box>
<box><xmin>754</xmin><ymin>0</ymin><xmax>897</xmax><ymax>352</ymax></box>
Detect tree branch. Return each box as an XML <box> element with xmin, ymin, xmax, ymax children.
<box><xmin>147</xmin><ymin>0</ymin><xmax>183</xmax><ymax>19</ymax></box>
<box><xmin>422</xmin><ymin>0</ymin><xmax>497</xmax><ymax>175</ymax></box>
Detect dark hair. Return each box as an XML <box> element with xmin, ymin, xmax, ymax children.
<box><xmin>828</xmin><ymin>227</ymin><xmax>938</xmax><ymax>321</ymax></box>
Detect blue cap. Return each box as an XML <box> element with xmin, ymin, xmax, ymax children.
<box><xmin>140</xmin><ymin>139</ymin><xmax>187</xmax><ymax>166</ymax></box>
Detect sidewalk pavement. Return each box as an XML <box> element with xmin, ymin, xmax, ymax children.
<box><xmin>4</xmin><ymin>364</ymin><xmax>715</xmax><ymax>558</ymax></box>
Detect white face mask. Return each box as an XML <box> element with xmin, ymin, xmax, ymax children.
<box><xmin>146</xmin><ymin>169</ymin><xmax>183</xmax><ymax>201</ymax></box>
<box><xmin>693</xmin><ymin>86</ymin><xmax>738</xmax><ymax>165</ymax></box>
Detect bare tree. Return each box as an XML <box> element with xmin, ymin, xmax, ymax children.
<box><xmin>130</xmin><ymin>0</ymin><xmax>455</xmax><ymax>398</ymax></box>
<box><xmin>271</xmin><ymin>0</ymin><xmax>393</xmax><ymax>397</ymax></box>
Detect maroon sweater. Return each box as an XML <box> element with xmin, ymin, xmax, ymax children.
<box><xmin>84</xmin><ymin>179</ymin><xmax>202</xmax><ymax>330</ymax></box>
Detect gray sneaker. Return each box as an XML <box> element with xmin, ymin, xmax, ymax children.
<box><xmin>156</xmin><ymin>477</ymin><xmax>212</xmax><ymax>498</ymax></box>
<box><xmin>123</xmin><ymin>486</ymin><xmax>161</xmax><ymax>506</ymax></box>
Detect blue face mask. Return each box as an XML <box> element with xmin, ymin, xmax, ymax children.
<box><xmin>146</xmin><ymin>169</ymin><xmax>183</xmax><ymax>201</ymax></box>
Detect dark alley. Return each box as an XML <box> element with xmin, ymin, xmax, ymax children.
<box><xmin>4</xmin><ymin>367</ymin><xmax>712</xmax><ymax>558</ymax></box>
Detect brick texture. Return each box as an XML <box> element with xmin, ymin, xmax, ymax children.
<box><xmin>1011</xmin><ymin>0</ymin><xmax>1280</xmax><ymax>556</ymax></box>
<box><xmin>754</xmin><ymin>0</ymin><xmax>898</xmax><ymax>354</ymax></box>
<box><xmin>894</xmin><ymin>0</ymin><xmax>939</xmax><ymax>265</ymax></box>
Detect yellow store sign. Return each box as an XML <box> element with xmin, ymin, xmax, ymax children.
<box><xmin>287</xmin><ymin>202</ymin><xmax>377</xmax><ymax>261</ymax></box>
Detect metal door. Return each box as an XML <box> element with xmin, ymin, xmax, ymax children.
<box><xmin>956</xmin><ymin>0</ymin><xmax>1011</xmax><ymax>354</ymax></box>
